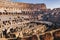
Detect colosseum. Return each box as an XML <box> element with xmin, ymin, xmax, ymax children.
<box><xmin>0</xmin><ymin>1</ymin><xmax>46</xmax><ymax>13</ymax></box>
<box><xmin>0</xmin><ymin>1</ymin><xmax>60</xmax><ymax>40</ymax></box>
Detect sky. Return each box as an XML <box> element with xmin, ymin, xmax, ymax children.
<box><xmin>12</xmin><ymin>0</ymin><xmax>60</xmax><ymax>9</ymax></box>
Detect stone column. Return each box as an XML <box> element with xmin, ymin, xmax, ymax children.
<box><xmin>36</xmin><ymin>35</ymin><xmax>40</xmax><ymax>40</ymax></box>
<box><xmin>50</xmin><ymin>32</ymin><xmax>54</xmax><ymax>40</ymax></box>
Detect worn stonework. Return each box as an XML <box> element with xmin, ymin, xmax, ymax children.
<box><xmin>0</xmin><ymin>1</ymin><xmax>46</xmax><ymax>12</ymax></box>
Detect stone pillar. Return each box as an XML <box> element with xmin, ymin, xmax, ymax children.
<box><xmin>36</xmin><ymin>35</ymin><xmax>40</xmax><ymax>40</ymax></box>
<box><xmin>50</xmin><ymin>32</ymin><xmax>54</xmax><ymax>40</ymax></box>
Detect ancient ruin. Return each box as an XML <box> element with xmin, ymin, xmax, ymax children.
<box><xmin>0</xmin><ymin>1</ymin><xmax>60</xmax><ymax>40</ymax></box>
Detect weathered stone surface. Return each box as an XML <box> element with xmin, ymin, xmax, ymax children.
<box><xmin>0</xmin><ymin>1</ymin><xmax>46</xmax><ymax>11</ymax></box>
